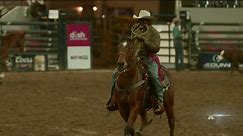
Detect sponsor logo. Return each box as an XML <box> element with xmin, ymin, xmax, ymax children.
<box><xmin>203</xmin><ymin>62</ymin><xmax>231</xmax><ymax>69</ymax></box>
<box><xmin>70</xmin><ymin>55</ymin><xmax>88</xmax><ymax>60</ymax></box>
<box><xmin>212</xmin><ymin>55</ymin><xmax>221</xmax><ymax>62</ymax></box>
<box><xmin>69</xmin><ymin>31</ymin><xmax>88</xmax><ymax>41</ymax></box>
<box><xmin>203</xmin><ymin>55</ymin><xmax>231</xmax><ymax>69</ymax></box>
<box><xmin>15</xmin><ymin>55</ymin><xmax>33</xmax><ymax>63</ymax></box>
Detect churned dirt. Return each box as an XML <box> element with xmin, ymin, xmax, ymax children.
<box><xmin>0</xmin><ymin>70</ymin><xmax>242</xmax><ymax>136</ymax></box>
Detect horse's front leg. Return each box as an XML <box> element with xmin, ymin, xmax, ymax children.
<box><xmin>164</xmin><ymin>87</ymin><xmax>175</xmax><ymax>136</ymax></box>
<box><xmin>124</xmin><ymin>103</ymin><xmax>140</xmax><ymax>136</ymax></box>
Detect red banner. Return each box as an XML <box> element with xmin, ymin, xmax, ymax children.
<box><xmin>66</xmin><ymin>23</ymin><xmax>90</xmax><ymax>46</ymax></box>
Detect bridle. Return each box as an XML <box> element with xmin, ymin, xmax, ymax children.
<box><xmin>116</xmin><ymin>39</ymin><xmax>149</xmax><ymax>94</ymax></box>
<box><xmin>115</xmin><ymin>56</ymin><xmax>149</xmax><ymax>94</ymax></box>
<box><xmin>116</xmin><ymin>39</ymin><xmax>137</xmax><ymax>75</ymax></box>
<box><xmin>115</xmin><ymin>24</ymin><xmax>150</xmax><ymax>93</ymax></box>
<box><xmin>117</xmin><ymin>51</ymin><xmax>129</xmax><ymax>74</ymax></box>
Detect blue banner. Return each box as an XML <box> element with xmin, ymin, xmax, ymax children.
<box><xmin>198</xmin><ymin>52</ymin><xmax>231</xmax><ymax>70</ymax></box>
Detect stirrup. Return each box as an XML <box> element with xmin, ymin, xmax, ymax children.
<box><xmin>153</xmin><ymin>102</ymin><xmax>164</xmax><ymax>115</ymax></box>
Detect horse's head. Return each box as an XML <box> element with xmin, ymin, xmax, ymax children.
<box><xmin>116</xmin><ymin>37</ymin><xmax>142</xmax><ymax>72</ymax></box>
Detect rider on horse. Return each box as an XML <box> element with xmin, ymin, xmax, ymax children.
<box><xmin>106</xmin><ymin>10</ymin><xmax>166</xmax><ymax>115</ymax></box>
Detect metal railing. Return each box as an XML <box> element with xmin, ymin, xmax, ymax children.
<box><xmin>0</xmin><ymin>20</ymin><xmax>62</xmax><ymax>71</ymax></box>
<box><xmin>0</xmin><ymin>0</ymin><xmax>27</xmax><ymax>18</ymax></box>
<box><xmin>187</xmin><ymin>21</ymin><xmax>243</xmax><ymax>69</ymax></box>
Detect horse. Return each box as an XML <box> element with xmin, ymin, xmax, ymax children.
<box><xmin>0</xmin><ymin>31</ymin><xmax>25</xmax><ymax>84</ymax></box>
<box><xmin>113</xmin><ymin>37</ymin><xmax>175</xmax><ymax>136</ymax></box>
<box><xmin>218</xmin><ymin>49</ymin><xmax>243</xmax><ymax>74</ymax></box>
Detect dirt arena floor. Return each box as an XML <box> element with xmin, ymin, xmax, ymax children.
<box><xmin>0</xmin><ymin>70</ymin><xmax>242</xmax><ymax>136</ymax></box>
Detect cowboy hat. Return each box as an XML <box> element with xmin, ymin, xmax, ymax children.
<box><xmin>133</xmin><ymin>10</ymin><xmax>156</xmax><ymax>22</ymax></box>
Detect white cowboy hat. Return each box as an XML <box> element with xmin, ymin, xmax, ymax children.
<box><xmin>133</xmin><ymin>10</ymin><xmax>156</xmax><ymax>22</ymax></box>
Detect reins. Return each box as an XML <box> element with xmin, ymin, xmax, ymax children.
<box><xmin>117</xmin><ymin>51</ymin><xmax>129</xmax><ymax>74</ymax></box>
<box><xmin>131</xmin><ymin>23</ymin><xmax>149</xmax><ymax>38</ymax></box>
<box><xmin>115</xmin><ymin>80</ymin><xmax>146</xmax><ymax>95</ymax></box>
<box><xmin>116</xmin><ymin>57</ymin><xmax>148</xmax><ymax>95</ymax></box>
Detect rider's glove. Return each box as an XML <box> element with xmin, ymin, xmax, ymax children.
<box><xmin>136</xmin><ymin>35</ymin><xmax>149</xmax><ymax>45</ymax></box>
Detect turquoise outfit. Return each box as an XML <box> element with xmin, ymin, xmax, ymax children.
<box><xmin>172</xmin><ymin>25</ymin><xmax>184</xmax><ymax>70</ymax></box>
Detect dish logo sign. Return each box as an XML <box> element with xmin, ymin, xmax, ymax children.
<box><xmin>66</xmin><ymin>24</ymin><xmax>90</xmax><ymax>46</ymax></box>
<box><xmin>69</xmin><ymin>31</ymin><xmax>87</xmax><ymax>41</ymax></box>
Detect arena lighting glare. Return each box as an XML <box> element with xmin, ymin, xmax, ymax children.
<box><xmin>213</xmin><ymin>114</ymin><xmax>231</xmax><ymax>117</ymax></box>
<box><xmin>207</xmin><ymin>113</ymin><xmax>231</xmax><ymax>120</ymax></box>
<box><xmin>101</xmin><ymin>14</ymin><xmax>105</xmax><ymax>18</ymax></box>
<box><xmin>77</xmin><ymin>6</ymin><xmax>83</xmax><ymax>12</ymax></box>
<box><xmin>93</xmin><ymin>6</ymin><xmax>98</xmax><ymax>11</ymax></box>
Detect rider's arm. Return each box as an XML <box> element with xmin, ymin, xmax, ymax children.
<box><xmin>142</xmin><ymin>27</ymin><xmax>161</xmax><ymax>53</ymax></box>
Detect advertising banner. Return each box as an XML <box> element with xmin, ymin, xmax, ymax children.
<box><xmin>67</xmin><ymin>46</ymin><xmax>91</xmax><ymax>69</ymax></box>
<box><xmin>66</xmin><ymin>23</ymin><xmax>90</xmax><ymax>46</ymax></box>
<box><xmin>198</xmin><ymin>52</ymin><xmax>231</xmax><ymax>70</ymax></box>
<box><xmin>13</xmin><ymin>53</ymin><xmax>47</xmax><ymax>71</ymax></box>
<box><xmin>66</xmin><ymin>23</ymin><xmax>91</xmax><ymax>69</ymax></box>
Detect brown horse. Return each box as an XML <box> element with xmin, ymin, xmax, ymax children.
<box><xmin>113</xmin><ymin>37</ymin><xmax>175</xmax><ymax>136</ymax></box>
<box><xmin>218</xmin><ymin>49</ymin><xmax>243</xmax><ymax>74</ymax></box>
<box><xmin>0</xmin><ymin>32</ymin><xmax>25</xmax><ymax>83</ymax></box>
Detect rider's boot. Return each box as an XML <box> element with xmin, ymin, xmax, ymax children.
<box><xmin>153</xmin><ymin>99</ymin><xmax>164</xmax><ymax>115</ymax></box>
<box><xmin>152</xmin><ymin>79</ymin><xmax>165</xmax><ymax>115</ymax></box>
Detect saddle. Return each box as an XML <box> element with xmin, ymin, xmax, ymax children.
<box><xmin>148</xmin><ymin>53</ymin><xmax>170</xmax><ymax>88</ymax></box>
<box><xmin>138</xmin><ymin>54</ymin><xmax>171</xmax><ymax>111</ymax></box>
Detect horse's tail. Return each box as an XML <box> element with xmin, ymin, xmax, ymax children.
<box><xmin>13</xmin><ymin>31</ymin><xmax>26</xmax><ymax>52</ymax></box>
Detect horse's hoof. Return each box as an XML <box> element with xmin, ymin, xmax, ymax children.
<box><xmin>106</xmin><ymin>104</ymin><xmax>118</xmax><ymax>111</ymax></box>
<box><xmin>136</xmin><ymin>132</ymin><xmax>142</xmax><ymax>136</ymax></box>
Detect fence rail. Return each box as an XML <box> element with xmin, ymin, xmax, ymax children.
<box><xmin>0</xmin><ymin>21</ymin><xmax>58</xmax><ymax>26</ymax></box>
<box><xmin>1</xmin><ymin>30</ymin><xmax>58</xmax><ymax>34</ymax></box>
<box><xmin>188</xmin><ymin>21</ymin><xmax>243</xmax><ymax>70</ymax></box>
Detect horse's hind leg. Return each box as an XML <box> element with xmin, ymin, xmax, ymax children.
<box><xmin>136</xmin><ymin>110</ymin><xmax>152</xmax><ymax>136</ymax></box>
<box><xmin>164</xmin><ymin>87</ymin><xmax>175</xmax><ymax>136</ymax></box>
